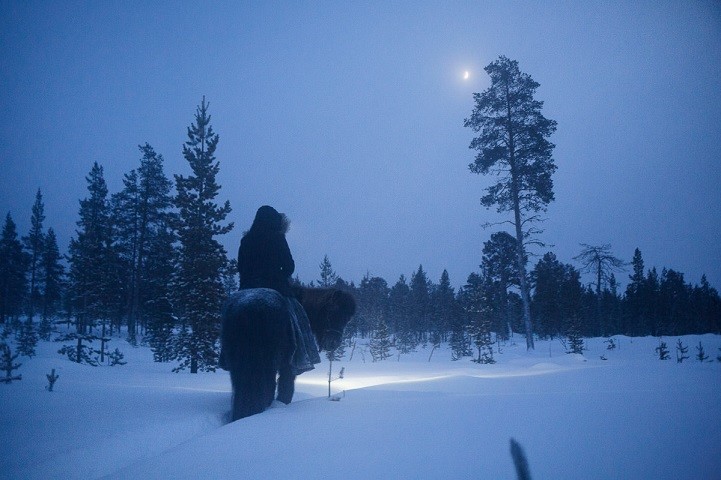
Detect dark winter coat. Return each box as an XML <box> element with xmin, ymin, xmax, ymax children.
<box><xmin>237</xmin><ymin>206</ymin><xmax>295</xmax><ymax>296</ymax></box>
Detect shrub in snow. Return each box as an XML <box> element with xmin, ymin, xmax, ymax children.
<box><xmin>675</xmin><ymin>339</ymin><xmax>689</xmax><ymax>363</ymax></box>
<box><xmin>449</xmin><ymin>326</ymin><xmax>472</xmax><ymax>361</ymax></box>
<box><xmin>108</xmin><ymin>348</ymin><xmax>127</xmax><ymax>366</ymax></box>
<box><xmin>696</xmin><ymin>342</ymin><xmax>709</xmax><ymax>362</ymax></box>
<box><xmin>566</xmin><ymin>324</ymin><xmax>584</xmax><ymax>355</ymax></box>
<box><xmin>468</xmin><ymin>313</ymin><xmax>495</xmax><ymax>364</ymax></box>
<box><xmin>46</xmin><ymin>368</ymin><xmax>59</xmax><ymax>391</ymax></box>
<box><xmin>604</xmin><ymin>337</ymin><xmax>616</xmax><ymax>350</ymax></box>
<box><xmin>57</xmin><ymin>333</ymin><xmax>99</xmax><ymax>366</ymax></box>
<box><xmin>369</xmin><ymin>320</ymin><xmax>392</xmax><ymax>362</ymax></box>
<box><xmin>655</xmin><ymin>340</ymin><xmax>670</xmax><ymax>360</ymax></box>
<box><xmin>1</xmin><ymin>343</ymin><xmax>22</xmax><ymax>383</ymax></box>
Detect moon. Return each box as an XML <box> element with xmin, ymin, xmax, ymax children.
<box><xmin>463</xmin><ymin>70</ymin><xmax>470</xmax><ymax>80</ymax></box>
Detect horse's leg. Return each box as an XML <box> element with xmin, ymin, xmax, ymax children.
<box><xmin>276</xmin><ymin>364</ymin><xmax>296</xmax><ymax>404</ymax></box>
<box><xmin>230</xmin><ymin>366</ymin><xmax>256</xmax><ymax>421</ymax></box>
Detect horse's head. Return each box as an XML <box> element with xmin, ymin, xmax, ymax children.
<box><xmin>299</xmin><ymin>288</ymin><xmax>356</xmax><ymax>352</ymax></box>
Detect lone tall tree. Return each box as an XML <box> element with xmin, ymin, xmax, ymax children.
<box><xmin>464</xmin><ymin>56</ymin><xmax>557</xmax><ymax>350</ymax></box>
<box><xmin>173</xmin><ymin>97</ymin><xmax>233</xmax><ymax>373</ymax></box>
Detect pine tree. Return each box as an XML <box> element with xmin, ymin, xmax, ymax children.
<box><xmin>566</xmin><ymin>319</ymin><xmax>584</xmax><ymax>355</ymax></box>
<box><xmin>574</xmin><ymin>244</ymin><xmax>625</xmax><ymax>336</ymax></box>
<box><xmin>0</xmin><ymin>343</ymin><xmax>22</xmax><ymax>383</ymax></box>
<box><xmin>112</xmin><ymin>143</ymin><xmax>175</xmax><ymax>343</ymax></box>
<box><xmin>409</xmin><ymin>265</ymin><xmax>431</xmax><ymax>344</ymax></box>
<box><xmin>144</xmin><ymin>225</ymin><xmax>177</xmax><ymax>362</ymax></box>
<box><xmin>355</xmin><ymin>274</ymin><xmax>389</xmax><ymax>340</ymax></box>
<box><xmin>172</xmin><ymin>97</ymin><xmax>233</xmax><ymax>373</ymax></box>
<box><xmin>675</xmin><ymin>339</ymin><xmax>689</xmax><ymax>363</ymax></box>
<box><xmin>369</xmin><ymin>318</ymin><xmax>392</xmax><ymax>362</ymax></box>
<box><xmin>17</xmin><ymin>318</ymin><xmax>38</xmax><ymax>357</ymax></box>
<box><xmin>38</xmin><ymin>228</ymin><xmax>64</xmax><ymax>339</ymax></box>
<box><xmin>469</xmin><ymin>312</ymin><xmax>495</xmax><ymax>364</ymax></box>
<box><xmin>22</xmin><ymin>189</ymin><xmax>46</xmax><ymax>321</ymax></box>
<box><xmin>482</xmin><ymin>232</ymin><xmax>522</xmax><ymax>340</ymax></box>
<box><xmin>655</xmin><ymin>339</ymin><xmax>670</xmax><ymax>360</ymax></box>
<box><xmin>430</xmin><ymin>270</ymin><xmax>456</xmax><ymax>346</ymax></box>
<box><xmin>388</xmin><ymin>275</ymin><xmax>413</xmax><ymax>351</ymax></box>
<box><xmin>318</xmin><ymin>255</ymin><xmax>338</xmax><ymax>287</ymax></box>
<box><xmin>68</xmin><ymin>163</ymin><xmax>119</xmax><ymax>335</ymax></box>
<box><xmin>696</xmin><ymin>341</ymin><xmax>709</xmax><ymax>362</ymax></box>
<box><xmin>531</xmin><ymin>253</ymin><xmax>585</xmax><ymax>338</ymax></box>
<box><xmin>465</xmin><ymin>55</ymin><xmax>558</xmax><ymax>350</ymax></box>
<box><xmin>0</xmin><ymin>213</ymin><xmax>29</xmax><ymax>325</ymax></box>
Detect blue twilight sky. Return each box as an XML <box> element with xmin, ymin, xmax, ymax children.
<box><xmin>1</xmin><ymin>1</ymin><xmax>720</xmax><ymax>290</ymax></box>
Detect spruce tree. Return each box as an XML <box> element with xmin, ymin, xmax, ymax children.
<box><xmin>173</xmin><ymin>97</ymin><xmax>233</xmax><ymax>373</ymax></box>
<box><xmin>39</xmin><ymin>228</ymin><xmax>64</xmax><ymax>338</ymax></box>
<box><xmin>318</xmin><ymin>255</ymin><xmax>338</xmax><ymax>287</ymax></box>
<box><xmin>675</xmin><ymin>339</ymin><xmax>689</xmax><ymax>363</ymax></box>
<box><xmin>574</xmin><ymin>244</ymin><xmax>625</xmax><ymax>336</ymax></box>
<box><xmin>0</xmin><ymin>213</ymin><xmax>29</xmax><ymax>326</ymax></box>
<box><xmin>68</xmin><ymin>163</ymin><xmax>118</xmax><ymax>335</ymax></box>
<box><xmin>409</xmin><ymin>265</ymin><xmax>431</xmax><ymax>344</ymax></box>
<box><xmin>113</xmin><ymin>144</ymin><xmax>175</xmax><ymax>344</ymax></box>
<box><xmin>696</xmin><ymin>341</ymin><xmax>709</xmax><ymax>362</ymax></box>
<box><xmin>0</xmin><ymin>343</ymin><xmax>22</xmax><ymax>383</ymax></box>
<box><xmin>465</xmin><ymin>56</ymin><xmax>558</xmax><ymax>350</ymax></box>
<box><xmin>482</xmin><ymin>232</ymin><xmax>522</xmax><ymax>340</ymax></box>
<box><xmin>22</xmin><ymin>189</ymin><xmax>46</xmax><ymax>321</ymax></box>
<box><xmin>389</xmin><ymin>275</ymin><xmax>415</xmax><ymax>354</ymax></box>
<box><xmin>430</xmin><ymin>270</ymin><xmax>456</xmax><ymax>346</ymax></box>
<box><xmin>369</xmin><ymin>318</ymin><xmax>392</xmax><ymax>362</ymax></box>
<box><xmin>655</xmin><ymin>339</ymin><xmax>670</xmax><ymax>360</ymax></box>
<box><xmin>17</xmin><ymin>317</ymin><xmax>38</xmax><ymax>357</ymax></box>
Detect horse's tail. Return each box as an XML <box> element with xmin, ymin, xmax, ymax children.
<box><xmin>222</xmin><ymin>289</ymin><xmax>292</xmax><ymax>421</ymax></box>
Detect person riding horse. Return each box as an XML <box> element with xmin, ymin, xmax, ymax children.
<box><xmin>220</xmin><ymin>206</ymin><xmax>320</xmax><ymax>374</ymax></box>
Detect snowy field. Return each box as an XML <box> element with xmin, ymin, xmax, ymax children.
<box><xmin>1</xmin><ymin>334</ymin><xmax>720</xmax><ymax>479</ymax></box>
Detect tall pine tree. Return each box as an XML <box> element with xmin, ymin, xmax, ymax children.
<box><xmin>173</xmin><ymin>97</ymin><xmax>233</xmax><ymax>373</ymax></box>
<box><xmin>465</xmin><ymin>56</ymin><xmax>558</xmax><ymax>350</ymax></box>
<box><xmin>38</xmin><ymin>228</ymin><xmax>64</xmax><ymax>339</ymax></box>
<box><xmin>22</xmin><ymin>189</ymin><xmax>45</xmax><ymax>321</ymax></box>
<box><xmin>68</xmin><ymin>162</ymin><xmax>120</xmax><ymax>335</ymax></box>
<box><xmin>113</xmin><ymin>143</ymin><xmax>175</xmax><ymax>343</ymax></box>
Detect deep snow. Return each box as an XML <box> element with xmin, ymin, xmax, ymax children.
<box><xmin>1</xmin><ymin>334</ymin><xmax>720</xmax><ymax>479</ymax></box>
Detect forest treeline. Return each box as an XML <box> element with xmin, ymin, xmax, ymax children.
<box><xmin>1</xmin><ymin>92</ymin><xmax>720</xmax><ymax>370</ymax></box>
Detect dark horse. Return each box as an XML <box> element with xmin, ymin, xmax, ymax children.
<box><xmin>221</xmin><ymin>286</ymin><xmax>356</xmax><ymax>421</ymax></box>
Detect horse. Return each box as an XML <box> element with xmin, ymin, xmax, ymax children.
<box><xmin>220</xmin><ymin>286</ymin><xmax>356</xmax><ymax>421</ymax></box>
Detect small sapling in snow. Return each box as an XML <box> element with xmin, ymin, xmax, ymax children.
<box><xmin>327</xmin><ymin>349</ymin><xmax>345</xmax><ymax>399</ymax></box>
<box><xmin>108</xmin><ymin>348</ymin><xmax>127</xmax><ymax>366</ymax></box>
<box><xmin>675</xmin><ymin>339</ymin><xmax>689</xmax><ymax>363</ymax></box>
<box><xmin>655</xmin><ymin>339</ymin><xmax>670</xmax><ymax>360</ymax></box>
<box><xmin>46</xmin><ymin>368</ymin><xmax>59</xmax><ymax>391</ymax></box>
<box><xmin>696</xmin><ymin>342</ymin><xmax>709</xmax><ymax>362</ymax></box>
<box><xmin>604</xmin><ymin>337</ymin><xmax>617</xmax><ymax>350</ymax></box>
<box><xmin>1</xmin><ymin>343</ymin><xmax>22</xmax><ymax>383</ymax></box>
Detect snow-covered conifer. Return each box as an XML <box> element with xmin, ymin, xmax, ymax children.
<box><xmin>369</xmin><ymin>319</ymin><xmax>392</xmax><ymax>362</ymax></box>
<box><xmin>172</xmin><ymin>97</ymin><xmax>233</xmax><ymax>373</ymax></box>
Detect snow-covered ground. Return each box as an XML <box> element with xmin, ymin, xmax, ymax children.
<box><xmin>1</xmin><ymin>334</ymin><xmax>720</xmax><ymax>479</ymax></box>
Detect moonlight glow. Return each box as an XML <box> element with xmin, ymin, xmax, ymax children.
<box><xmin>463</xmin><ymin>70</ymin><xmax>470</xmax><ymax>80</ymax></box>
